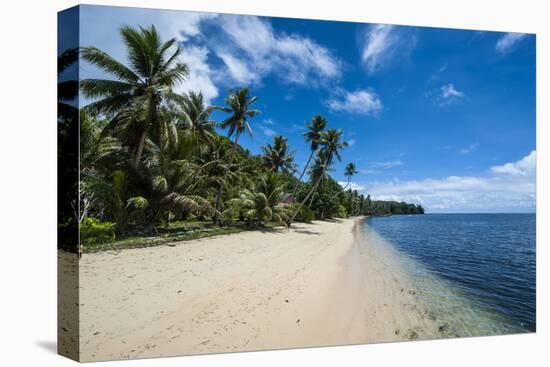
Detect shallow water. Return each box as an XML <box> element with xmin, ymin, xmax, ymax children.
<box><xmin>360</xmin><ymin>213</ymin><xmax>536</xmax><ymax>336</ymax></box>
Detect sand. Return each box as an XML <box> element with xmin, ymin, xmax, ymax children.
<box><xmin>67</xmin><ymin>218</ymin><xmax>441</xmax><ymax>362</ymax></box>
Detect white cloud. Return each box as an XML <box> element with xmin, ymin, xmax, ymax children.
<box><xmin>496</xmin><ymin>32</ymin><xmax>528</xmax><ymax>54</ymax></box>
<box><xmin>211</xmin><ymin>15</ymin><xmax>342</xmax><ymax>86</ymax></box>
<box><xmin>261</xmin><ymin>127</ymin><xmax>277</xmax><ymax>137</ymax></box>
<box><xmin>441</xmin><ymin>83</ymin><xmax>463</xmax><ymax>98</ymax></box>
<box><xmin>458</xmin><ymin>143</ymin><xmax>479</xmax><ymax>155</ymax></box>
<box><xmin>327</xmin><ymin>89</ymin><xmax>383</xmax><ymax>115</ymax></box>
<box><xmin>437</xmin><ymin>83</ymin><xmax>464</xmax><ymax>106</ymax></box>
<box><xmin>262</xmin><ymin>118</ymin><xmax>276</xmax><ymax>126</ymax></box>
<box><xmin>80</xmin><ymin>8</ymin><xmax>341</xmax><ymax>108</ymax></box>
<box><xmin>217</xmin><ymin>51</ymin><xmax>259</xmax><ymax>85</ymax></box>
<box><xmin>338</xmin><ymin>181</ymin><xmax>365</xmax><ymax>191</ymax></box>
<box><xmin>348</xmin><ymin>139</ymin><xmax>356</xmax><ymax>146</ymax></box>
<box><xmin>361</xmin><ymin>24</ymin><xmax>397</xmax><ymax>73</ymax></box>
<box><xmin>177</xmin><ymin>13</ymin><xmax>218</xmax><ymax>41</ymax></box>
<box><xmin>491</xmin><ymin>150</ymin><xmax>536</xmax><ymax>176</ymax></box>
<box><xmin>372</xmin><ymin>160</ymin><xmax>403</xmax><ymax>169</ymax></box>
<box><xmin>177</xmin><ymin>45</ymin><xmax>219</xmax><ymax>105</ymax></box>
<box><xmin>354</xmin><ymin>151</ymin><xmax>536</xmax><ymax>212</ymax></box>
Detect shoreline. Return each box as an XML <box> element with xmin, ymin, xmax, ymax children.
<box><xmin>68</xmin><ymin>217</ymin><xmax>439</xmax><ymax>361</ymax></box>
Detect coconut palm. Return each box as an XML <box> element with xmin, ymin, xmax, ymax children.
<box><xmin>213</xmin><ymin>88</ymin><xmax>260</xmax><ymax>223</ymax></box>
<box><xmin>261</xmin><ymin>135</ymin><xmax>296</xmax><ymax>173</ymax></box>
<box><xmin>88</xmin><ymin>169</ymin><xmax>149</xmax><ymax>234</ymax></box>
<box><xmin>80</xmin><ymin>25</ymin><xmax>188</xmax><ymax>167</ymax></box>
<box><xmin>140</xmin><ymin>138</ymin><xmax>214</xmax><ymax>226</ymax></box>
<box><xmin>174</xmin><ymin>91</ymin><xmax>216</xmax><ymax>143</ymax></box>
<box><xmin>217</xmin><ymin>88</ymin><xmax>260</xmax><ymax>148</ymax></box>
<box><xmin>58</xmin><ymin>47</ymin><xmax>79</xmax><ymax>119</ymax></box>
<box><xmin>226</xmin><ymin>172</ymin><xmax>288</xmax><ymax>227</ymax></box>
<box><xmin>289</xmin><ymin>129</ymin><xmax>348</xmax><ymax>226</ymax></box>
<box><xmin>331</xmin><ymin>163</ymin><xmax>358</xmax><ymax>200</ymax></box>
<box><xmin>290</xmin><ymin>115</ymin><xmax>327</xmax><ymax>199</ymax></box>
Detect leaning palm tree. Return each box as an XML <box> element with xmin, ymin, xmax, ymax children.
<box><xmin>261</xmin><ymin>135</ymin><xmax>296</xmax><ymax>173</ymax></box>
<box><xmin>341</xmin><ymin>163</ymin><xmax>359</xmax><ymax>191</ymax></box>
<box><xmin>80</xmin><ymin>25</ymin><xmax>188</xmax><ymax>167</ymax></box>
<box><xmin>327</xmin><ymin>162</ymin><xmax>358</xmax><ymax>201</ymax></box>
<box><xmin>290</xmin><ymin>115</ymin><xmax>327</xmax><ymax>199</ymax></box>
<box><xmin>213</xmin><ymin>88</ymin><xmax>260</xmax><ymax>224</ymax></box>
<box><xmin>288</xmin><ymin>129</ymin><xmax>348</xmax><ymax>226</ymax></box>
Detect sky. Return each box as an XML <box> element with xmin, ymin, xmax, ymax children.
<box><xmin>76</xmin><ymin>5</ymin><xmax>536</xmax><ymax>213</ymax></box>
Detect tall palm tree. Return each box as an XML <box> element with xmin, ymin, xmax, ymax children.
<box><xmin>339</xmin><ymin>163</ymin><xmax>359</xmax><ymax>191</ymax></box>
<box><xmin>213</xmin><ymin>88</ymin><xmax>260</xmax><ymax>224</ymax></box>
<box><xmin>327</xmin><ymin>162</ymin><xmax>358</xmax><ymax>201</ymax></box>
<box><xmin>217</xmin><ymin>88</ymin><xmax>260</xmax><ymax>148</ymax></box>
<box><xmin>289</xmin><ymin>129</ymin><xmax>348</xmax><ymax>226</ymax></box>
<box><xmin>261</xmin><ymin>135</ymin><xmax>296</xmax><ymax>173</ymax></box>
<box><xmin>80</xmin><ymin>25</ymin><xmax>188</xmax><ymax>167</ymax></box>
<box><xmin>290</xmin><ymin>115</ymin><xmax>327</xmax><ymax>199</ymax></box>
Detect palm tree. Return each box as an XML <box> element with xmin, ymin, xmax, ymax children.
<box><xmin>80</xmin><ymin>25</ymin><xmax>188</xmax><ymax>167</ymax></box>
<box><xmin>58</xmin><ymin>47</ymin><xmax>79</xmax><ymax>119</ymax></box>
<box><xmin>213</xmin><ymin>88</ymin><xmax>260</xmax><ymax>224</ymax></box>
<box><xmin>88</xmin><ymin>169</ymin><xmax>149</xmax><ymax>234</ymax></box>
<box><xmin>329</xmin><ymin>163</ymin><xmax>358</xmax><ymax>200</ymax></box>
<box><xmin>290</xmin><ymin>115</ymin><xmax>327</xmax><ymax>199</ymax></box>
<box><xmin>141</xmin><ymin>141</ymin><xmax>213</xmax><ymax>227</ymax></box>
<box><xmin>226</xmin><ymin>172</ymin><xmax>288</xmax><ymax>227</ymax></box>
<box><xmin>174</xmin><ymin>91</ymin><xmax>216</xmax><ymax>143</ymax></box>
<box><xmin>261</xmin><ymin>135</ymin><xmax>296</xmax><ymax>173</ymax></box>
<box><xmin>217</xmin><ymin>88</ymin><xmax>260</xmax><ymax>148</ymax></box>
<box><xmin>289</xmin><ymin>129</ymin><xmax>348</xmax><ymax>226</ymax></box>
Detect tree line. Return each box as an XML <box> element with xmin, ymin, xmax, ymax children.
<box><xmin>58</xmin><ymin>25</ymin><xmax>424</xmax><ymax>252</ymax></box>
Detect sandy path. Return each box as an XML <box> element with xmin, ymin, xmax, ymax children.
<box><xmin>71</xmin><ymin>218</ymin><xmax>439</xmax><ymax>361</ymax></box>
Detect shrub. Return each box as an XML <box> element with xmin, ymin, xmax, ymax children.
<box><xmin>287</xmin><ymin>203</ymin><xmax>315</xmax><ymax>223</ymax></box>
<box><xmin>80</xmin><ymin>217</ymin><xmax>116</xmax><ymax>243</ymax></box>
<box><xmin>336</xmin><ymin>204</ymin><xmax>348</xmax><ymax>218</ymax></box>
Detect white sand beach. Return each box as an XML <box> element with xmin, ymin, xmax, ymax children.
<box><xmin>64</xmin><ymin>218</ymin><xmax>441</xmax><ymax>361</ymax></box>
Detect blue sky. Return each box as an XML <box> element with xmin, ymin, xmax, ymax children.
<box><xmin>77</xmin><ymin>5</ymin><xmax>536</xmax><ymax>213</ymax></box>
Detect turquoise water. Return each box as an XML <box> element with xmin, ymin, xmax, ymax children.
<box><xmin>362</xmin><ymin>213</ymin><xmax>536</xmax><ymax>335</ymax></box>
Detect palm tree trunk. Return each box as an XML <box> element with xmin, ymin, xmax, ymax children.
<box><xmin>328</xmin><ymin>179</ymin><xmax>350</xmax><ymax>201</ymax></box>
<box><xmin>134</xmin><ymin>129</ymin><xmax>147</xmax><ymax>167</ymax></box>
<box><xmin>288</xmin><ymin>163</ymin><xmax>328</xmax><ymax>227</ymax></box>
<box><xmin>290</xmin><ymin>150</ymin><xmax>314</xmax><ymax>200</ymax></box>
<box><xmin>214</xmin><ymin>135</ymin><xmax>240</xmax><ymax>225</ymax></box>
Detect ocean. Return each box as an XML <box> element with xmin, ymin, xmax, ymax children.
<box><xmin>361</xmin><ymin>213</ymin><xmax>536</xmax><ymax>335</ymax></box>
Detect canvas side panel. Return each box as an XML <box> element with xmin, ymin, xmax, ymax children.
<box><xmin>57</xmin><ymin>5</ymin><xmax>80</xmax><ymax>362</ymax></box>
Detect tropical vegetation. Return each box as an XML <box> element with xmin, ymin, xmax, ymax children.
<box><xmin>58</xmin><ymin>25</ymin><xmax>424</xmax><ymax>254</ymax></box>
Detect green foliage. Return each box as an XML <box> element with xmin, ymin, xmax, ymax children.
<box><xmin>336</xmin><ymin>205</ymin><xmax>348</xmax><ymax>218</ymax></box>
<box><xmin>80</xmin><ymin>217</ymin><xmax>116</xmax><ymax>243</ymax></box>
<box><xmin>66</xmin><ymin>23</ymin><xmax>426</xmax><ymax>253</ymax></box>
<box><xmin>286</xmin><ymin>204</ymin><xmax>315</xmax><ymax>223</ymax></box>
